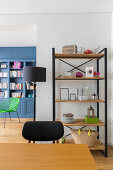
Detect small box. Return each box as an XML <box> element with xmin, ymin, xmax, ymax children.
<box><xmin>14</xmin><ymin>62</ymin><xmax>21</xmax><ymax>69</ymax></box>
<box><xmin>85</xmin><ymin>116</ymin><xmax>99</xmax><ymax>124</ymax></box>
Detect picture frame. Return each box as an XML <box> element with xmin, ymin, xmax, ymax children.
<box><xmin>70</xmin><ymin>94</ymin><xmax>76</xmax><ymax>101</ymax></box>
<box><xmin>86</xmin><ymin>67</ymin><xmax>94</xmax><ymax>77</ymax></box>
<box><xmin>14</xmin><ymin>62</ymin><xmax>21</xmax><ymax>69</ymax></box>
<box><xmin>60</xmin><ymin>88</ymin><xmax>69</xmax><ymax>100</ymax></box>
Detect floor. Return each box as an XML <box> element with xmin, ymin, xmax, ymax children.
<box><xmin>0</xmin><ymin>118</ymin><xmax>113</xmax><ymax>170</ymax></box>
<box><xmin>0</xmin><ymin>118</ymin><xmax>31</xmax><ymax>143</ymax></box>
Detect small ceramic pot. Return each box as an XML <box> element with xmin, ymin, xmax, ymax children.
<box><xmin>64</xmin><ymin>71</ymin><xmax>72</xmax><ymax>77</ymax></box>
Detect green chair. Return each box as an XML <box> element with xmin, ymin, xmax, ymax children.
<box><xmin>0</xmin><ymin>98</ymin><xmax>21</xmax><ymax>128</ymax></box>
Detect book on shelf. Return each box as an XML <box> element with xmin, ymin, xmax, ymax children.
<box><xmin>0</xmin><ymin>72</ymin><xmax>8</xmax><ymax>77</ymax></box>
<box><xmin>10</xmin><ymin>83</ymin><xmax>23</xmax><ymax>90</ymax></box>
<box><xmin>26</xmin><ymin>82</ymin><xmax>34</xmax><ymax>89</ymax></box>
<box><xmin>0</xmin><ymin>91</ymin><xmax>7</xmax><ymax>98</ymax></box>
<box><xmin>10</xmin><ymin>70</ymin><xmax>23</xmax><ymax>77</ymax></box>
<box><xmin>11</xmin><ymin>92</ymin><xmax>23</xmax><ymax>98</ymax></box>
<box><xmin>0</xmin><ymin>82</ymin><xmax>8</xmax><ymax>89</ymax></box>
<box><xmin>0</xmin><ymin>64</ymin><xmax>7</xmax><ymax>68</ymax></box>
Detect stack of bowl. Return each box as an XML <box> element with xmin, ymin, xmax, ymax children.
<box><xmin>61</xmin><ymin>113</ymin><xmax>75</xmax><ymax>123</ymax></box>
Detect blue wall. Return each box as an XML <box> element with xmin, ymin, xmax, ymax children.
<box><xmin>0</xmin><ymin>46</ymin><xmax>36</xmax><ymax>118</ymax></box>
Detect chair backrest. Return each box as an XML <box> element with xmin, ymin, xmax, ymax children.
<box><xmin>8</xmin><ymin>98</ymin><xmax>20</xmax><ymax>112</ymax></box>
<box><xmin>22</xmin><ymin>121</ymin><xmax>64</xmax><ymax>141</ymax></box>
<box><xmin>0</xmin><ymin>98</ymin><xmax>20</xmax><ymax>111</ymax></box>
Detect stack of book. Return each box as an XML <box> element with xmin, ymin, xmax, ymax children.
<box><xmin>0</xmin><ymin>82</ymin><xmax>8</xmax><ymax>89</ymax></box>
<box><xmin>0</xmin><ymin>72</ymin><xmax>8</xmax><ymax>77</ymax></box>
<box><xmin>0</xmin><ymin>91</ymin><xmax>7</xmax><ymax>98</ymax></box>
<box><xmin>11</xmin><ymin>92</ymin><xmax>23</xmax><ymax>98</ymax></box>
<box><xmin>0</xmin><ymin>64</ymin><xmax>7</xmax><ymax>68</ymax></box>
<box><xmin>10</xmin><ymin>71</ymin><xmax>23</xmax><ymax>77</ymax></box>
<box><xmin>10</xmin><ymin>83</ymin><xmax>23</xmax><ymax>90</ymax></box>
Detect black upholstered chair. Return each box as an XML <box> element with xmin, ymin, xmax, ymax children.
<box><xmin>22</xmin><ymin>121</ymin><xmax>64</xmax><ymax>143</ymax></box>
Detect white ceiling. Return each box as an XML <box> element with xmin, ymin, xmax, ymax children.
<box><xmin>0</xmin><ymin>0</ymin><xmax>112</xmax><ymax>14</ymax></box>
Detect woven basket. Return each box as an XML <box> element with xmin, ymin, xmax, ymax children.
<box><xmin>70</xmin><ymin>129</ymin><xmax>98</xmax><ymax>147</ymax></box>
<box><xmin>62</xmin><ymin>45</ymin><xmax>77</xmax><ymax>54</ymax></box>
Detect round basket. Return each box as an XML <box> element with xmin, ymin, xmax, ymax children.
<box><xmin>70</xmin><ymin>129</ymin><xmax>98</xmax><ymax>147</ymax></box>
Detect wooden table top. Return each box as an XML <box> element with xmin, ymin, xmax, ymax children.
<box><xmin>0</xmin><ymin>143</ymin><xmax>98</xmax><ymax>170</ymax></box>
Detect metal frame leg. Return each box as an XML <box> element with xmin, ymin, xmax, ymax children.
<box><xmin>4</xmin><ymin>112</ymin><xmax>6</xmax><ymax>128</ymax></box>
<box><xmin>16</xmin><ymin>111</ymin><xmax>21</xmax><ymax>123</ymax></box>
<box><xmin>104</xmin><ymin>48</ymin><xmax>107</xmax><ymax>157</ymax></box>
<box><xmin>8</xmin><ymin>112</ymin><xmax>12</xmax><ymax>121</ymax></box>
<box><xmin>28</xmin><ymin>140</ymin><xmax>31</xmax><ymax>143</ymax></box>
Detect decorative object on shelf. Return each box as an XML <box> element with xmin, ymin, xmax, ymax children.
<box><xmin>86</xmin><ymin>67</ymin><xmax>94</xmax><ymax>77</ymax></box>
<box><xmin>14</xmin><ymin>62</ymin><xmax>21</xmax><ymax>69</ymax></box>
<box><xmin>70</xmin><ymin>94</ymin><xmax>76</xmax><ymax>101</ymax></box>
<box><xmin>91</xmin><ymin>93</ymin><xmax>98</xmax><ymax>100</ymax></box>
<box><xmin>78</xmin><ymin>88</ymin><xmax>86</xmax><ymax>101</ymax></box>
<box><xmin>94</xmin><ymin>71</ymin><xmax>97</xmax><ymax>77</ymax></box>
<box><xmin>76</xmin><ymin>88</ymin><xmax>79</xmax><ymax>100</ymax></box>
<box><xmin>64</xmin><ymin>71</ymin><xmax>72</xmax><ymax>77</ymax></box>
<box><xmin>84</xmin><ymin>86</ymin><xmax>95</xmax><ymax>100</ymax></box>
<box><xmin>70</xmin><ymin>128</ymin><xmax>98</xmax><ymax>147</ymax></box>
<box><xmin>78</xmin><ymin>47</ymin><xmax>85</xmax><ymax>54</ymax></box>
<box><xmin>60</xmin><ymin>88</ymin><xmax>69</xmax><ymax>100</ymax></box>
<box><xmin>78</xmin><ymin>46</ymin><xmax>99</xmax><ymax>54</ymax></box>
<box><xmin>92</xmin><ymin>46</ymin><xmax>100</xmax><ymax>54</ymax></box>
<box><xmin>75</xmin><ymin>72</ymin><xmax>83</xmax><ymax>77</ymax></box>
<box><xmin>87</xmin><ymin>105</ymin><xmax>94</xmax><ymax>117</ymax></box>
<box><xmin>59</xmin><ymin>137</ymin><xmax>66</xmax><ymax>144</ymax></box>
<box><xmin>61</xmin><ymin>113</ymin><xmax>75</xmax><ymax>123</ymax></box>
<box><xmin>97</xmin><ymin>72</ymin><xmax>100</xmax><ymax>77</ymax></box>
<box><xmin>28</xmin><ymin>94</ymin><xmax>34</xmax><ymax>98</ymax></box>
<box><xmin>62</xmin><ymin>44</ymin><xmax>77</xmax><ymax>54</ymax></box>
<box><xmin>26</xmin><ymin>82</ymin><xmax>34</xmax><ymax>90</ymax></box>
<box><xmin>78</xmin><ymin>95</ymin><xmax>87</xmax><ymax>101</ymax></box>
<box><xmin>23</xmin><ymin>66</ymin><xmax>46</xmax><ymax>122</ymax></box>
<box><xmin>84</xmin><ymin>49</ymin><xmax>93</xmax><ymax>54</ymax></box>
<box><xmin>94</xmin><ymin>71</ymin><xmax>100</xmax><ymax>77</ymax></box>
<box><xmin>85</xmin><ymin>105</ymin><xmax>99</xmax><ymax>123</ymax></box>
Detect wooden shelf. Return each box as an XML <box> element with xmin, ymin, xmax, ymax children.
<box><xmin>55</xmin><ymin>99</ymin><xmax>104</xmax><ymax>103</ymax></box>
<box><xmin>10</xmin><ymin>89</ymin><xmax>23</xmax><ymax>91</ymax></box>
<box><xmin>55</xmin><ymin>53</ymin><xmax>104</xmax><ymax>59</ymax></box>
<box><xmin>57</xmin><ymin>119</ymin><xmax>104</xmax><ymax>126</ymax></box>
<box><xmin>10</xmin><ymin>77</ymin><xmax>23</xmax><ymax>78</ymax></box>
<box><xmin>55</xmin><ymin>77</ymin><xmax>104</xmax><ymax>80</ymax></box>
<box><xmin>65</xmin><ymin>139</ymin><xmax>105</xmax><ymax>151</ymax></box>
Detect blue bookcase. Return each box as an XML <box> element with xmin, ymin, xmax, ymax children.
<box><xmin>0</xmin><ymin>47</ymin><xmax>36</xmax><ymax>118</ymax></box>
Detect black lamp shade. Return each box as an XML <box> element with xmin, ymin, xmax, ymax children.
<box><xmin>23</xmin><ymin>67</ymin><xmax>46</xmax><ymax>82</ymax></box>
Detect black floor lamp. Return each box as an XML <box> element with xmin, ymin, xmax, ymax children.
<box><xmin>23</xmin><ymin>67</ymin><xmax>46</xmax><ymax>121</ymax></box>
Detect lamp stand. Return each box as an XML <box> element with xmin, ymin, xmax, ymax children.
<box><xmin>33</xmin><ymin>82</ymin><xmax>36</xmax><ymax>121</ymax></box>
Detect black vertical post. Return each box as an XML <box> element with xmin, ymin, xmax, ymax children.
<box><xmin>104</xmin><ymin>48</ymin><xmax>107</xmax><ymax>157</ymax></box>
<box><xmin>33</xmin><ymin>83</ymin><xmax>36</xmax><ymax>121</ymax></box>
<box><xmin>97</xmin><ymin>59</ymin><xmax>99</xmax><ymax>139</ymax></box>
<box><xmin>52</xmin><ymin>48</ymin><xmax>55</xmax><ymax>121</ymax></box>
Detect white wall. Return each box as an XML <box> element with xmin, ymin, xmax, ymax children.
<box><xmin>111</xmin><ymin>13</ymin><xmax>113</xmax><ymax>146</ymax></box>
<box><xmin>0</xmin><ymin>13</ymin><xmax>111</xmax><ymax>144</ymax></box>
<box><xmin>0</xmin><ymin>25</ymin><xmax>37</xmax><ymax>46</ymax></box>
<box><xmin>0</xmin><ymin>0</ymin><xmax>113</xmax><ymax>13</ymax></box>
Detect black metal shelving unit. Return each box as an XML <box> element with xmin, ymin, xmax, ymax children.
<box><xmin>52</xmin><ymin>48</ymin><xmax>107</xmax><ymax>157</ymax></box>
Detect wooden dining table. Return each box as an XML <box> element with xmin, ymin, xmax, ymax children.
<box><xmin>0</xmin><ymin>143</ymin><xmax>98</xmax><ymax>170</ymax></box>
